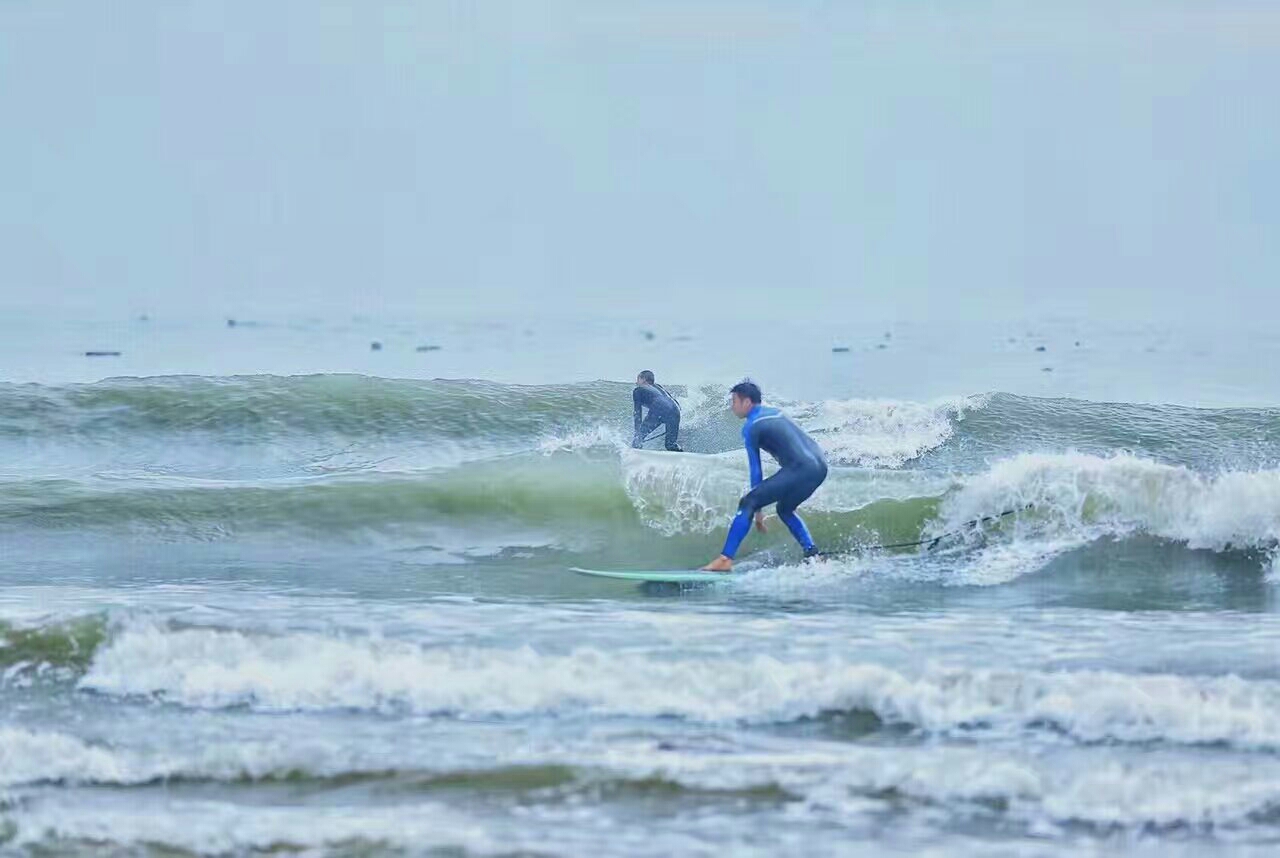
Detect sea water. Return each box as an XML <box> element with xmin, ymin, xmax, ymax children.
<box><xmin>1</xmin><ymin>311</ymin><xmax>1279</xmax><ymax>856</ymax></box>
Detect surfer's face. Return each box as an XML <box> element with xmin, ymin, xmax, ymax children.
<box><xmin>731</xmin><ymin>394</ymin><xmax>754</xmax><ymax>418</ymax></box>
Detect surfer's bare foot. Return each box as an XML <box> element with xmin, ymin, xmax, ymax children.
<box><xmin>701</xmin><ymin>555</ymin><xmax>733</xmax><ymax>573</ymax></box>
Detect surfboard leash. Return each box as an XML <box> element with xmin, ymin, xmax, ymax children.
<box><xmin>864</xmin><ymin>505</ymin><xmax>1033</xmax><ymax>552</ymax></box>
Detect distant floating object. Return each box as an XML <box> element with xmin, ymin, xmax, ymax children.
<box><xmin>138</xmin><ymin>314</ymin><xmax>149</xmax><ymax>322</ymax></box>
<box><xmin>227</xmin><ymin>319</ymin><xmax>236</xmax><ymax>327</ymax></box>
<box><xmin>642</xmin><ymin>331</ymin><xmax>656</xmax><ymax>341</ymax></box>
<box><xmin>1035</xmin><ymin>345</ymin><xmax>1047</xmax><ymax>352</ymax></box>
<box><xmin>370</xmin><ymin>341</ymin><xmax>383</xmax><ymax>351</ymax></box>
<box><xmin>876</xmin><ymin>343</ymin><xmax>888</xmax><ymax>350</ymax></box>
<box><xmin>1074</xmin><ymin>341</ymin><xmax>1081</xmax><ymax>347</ymax></box>
<box><xmin>416</xmin><ymin>345</ymin><xmax>442</xmax><ymax>352</ymax></box>
<box><xmin>832</xmin><ymin>346</ymin><xmax>850</xmax><ymax>353</ymax></box>
<box><xmin>85</xmin><ymin>351</ymin><xmax>121</xmax><ymax>357</ymax></box>
<box><xmin>1042</xmin><ymin>366</ymin><xmax>1053</xmax><ymax>372</ymax></box>
<box><xmin>884</xmin><ymin>332</ymin><xmax>892</xmax><ymax>340</ymax></box>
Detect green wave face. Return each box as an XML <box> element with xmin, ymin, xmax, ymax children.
<box><xmin>1</xmin><ymin>375</ymin><xmax>1278</xmax><ymax>577</ymax></box>
<box><xmin>6</xmin><ymin>377</ymin><xmax>1280</xmax><ymax>469</ymax></box>
<box><xmin>0</xmin><ymin>617</ymin><xmax>107</xmax><ymax>673</ymax></box>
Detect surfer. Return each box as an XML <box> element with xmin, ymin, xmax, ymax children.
<box><xmin>702</xmin><ymin>380</ymin><xmax>827</xmax><ymax>572</ymax></box>
<box><xmin>632</xmin><ymin>370</ymin><xmax>682</xmax><ymax>451</ymax></box>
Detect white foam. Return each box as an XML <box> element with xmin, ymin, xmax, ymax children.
<box><xmin>0</xmin><ymin>727</ymin><xmax>136</xmax><ymax>787</ymax></box>
<box><xmin>7</xmin><ymin>724</ymin><xmax>1280</xmax><ymax>838</ymax></box>
<box><xmin>1038</xmin><ymin>757</ymin><xmax>1280</xmax><ymax>829</ymax></box>
<box><xmin>675</xmin><ymin>383</ymin><xmax>720</xmax><ymax>424</ymax></box>
<box><xmin>782</xmin><ymin>395</ymin><xmax>983</xmax><ymax>468</ymax></box>
<box><xmin>6</xmin><ymin>796</ymin><xmax>516</xmax><ymax>856</ymax></box>
<box><xmin>620</xmin><ymin>448</ymin><xmax>951</xmax><ymax>535</ymax></box>
<box><xmin>942</xmin><ymin>451</ymin><xmax>1280</xmax><ymax>553</ymax></box>
<box><xmin>943</xmin><ymin>535</ymin><xmax>1093</xmax><ymax>587</ymax></box>
<box><xmin>599</xmin><ymin>739</ymin><xmax>1280</xmax><ymax>831</ymax></box>
<box><xmin>1268</xmin><ymin>553</ymin><xmax>1280</xmax><ymax>584</ymax></box>
<box><xmin>621</xmin><ymin>450</ymin><xmax>747</xmax><ymax>534</ymax></box>
<box><xmin>544</xmin><ymin>392</ymin><xmax>978</xmax><ymax>471</ymax></box>
<box><xmin>0</xmin><ymin>720</ymin><xmax>486</xmax><ymax>790</ymax></box>
<box><xmin>0</xmin><ymin>725</ymin><xmax>344</xmax><ymax>789</ymax></box>
<box><xmin>537</xmin><ymin>423</ymin><xmax>629</xmax><ymax>454</ymax></box>
<box><xmin>81</xmin><ymin>624</ymin><xmax>1280</xmax><ymax>749</ymax></box>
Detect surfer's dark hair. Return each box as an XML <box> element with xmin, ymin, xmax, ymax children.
<box><xmin>730</xmin><ymin>381</ymin><xmax>762</xmax><ymax>404</ymax></box>
<box><xmin>638</xmin><ymin>370</ymin><xmax>655</xmax><ymax>383</ymax></box>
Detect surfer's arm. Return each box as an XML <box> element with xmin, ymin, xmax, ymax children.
<box><xmin>744</xmin><ymin>424</ymin><xmax>767</xmax><ymax>529</ymax></box>
<box><xmin>632</xmin><ymin>388</ymin><xmax>644</xmax><ymax>441</ymax></box>
<box><xmin>744</xmin><ymin>424</ymin><xmax>763</xmax><ymax>488</ymax></box>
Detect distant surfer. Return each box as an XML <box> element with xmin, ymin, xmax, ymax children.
<box><xmin>632</xmin><ymin>370</ymin><xmax>682</xmax><ymax>452</ymax></box>
<box><xmin>702</xmin><ymin>380</ymin><xmax>827</xmax><ymax>572</ymax></box>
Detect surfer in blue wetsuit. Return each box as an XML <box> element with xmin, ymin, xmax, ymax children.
<box><xmin>702</xmin><ymin>380</ymin><xmax>827</xmax><ymax>572</ymax></box>
<box><xmin>632</xmin><ymin>370</ymin><xmax>682</xmax><ymax>452</ymax></box>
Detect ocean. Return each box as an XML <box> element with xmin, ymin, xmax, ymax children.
<box><xmin>2</xmin><ymin>312</ymin><xmax>1279</xmax><ymax>856</ymax></box>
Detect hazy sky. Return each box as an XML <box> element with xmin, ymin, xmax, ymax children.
<box><xmin>1</xmin><ymin>1</ymin><xmax>1276</xmax><ymax>323</ymax></box>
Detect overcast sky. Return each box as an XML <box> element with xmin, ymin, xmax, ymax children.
<box><xmin>1</xmin><ymin>1</ymin><xmax>1276</xmax><ymax>323</ymax></box>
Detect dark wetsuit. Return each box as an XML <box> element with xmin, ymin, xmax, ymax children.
<box><xmin>633</xmin><ymin>384</ymin><xmax>682</xmax><ymax>451</ymax></box>
<box><xmin>722</xmin><ymin>405</ymin><xmax>827</xmax><ymax>558</ymax></box>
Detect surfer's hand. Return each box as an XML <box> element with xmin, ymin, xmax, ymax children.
<box><xmin>754</xmin><ymin>512</ymin><xmax>767</xmax><ymax>533</ymax></box>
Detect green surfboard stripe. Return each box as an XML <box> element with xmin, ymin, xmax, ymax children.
<box><xmin>570</xmin><ymin>567</ymin><xmax>735</xmax><ymax>584</ymax></box>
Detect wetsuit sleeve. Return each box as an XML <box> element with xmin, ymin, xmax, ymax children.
<box><xmin>744</xmin><ymin>423</ymin><xmax>763</xmax><ymax>487</ymax></box>
<box><xmin>633</xmin><ymin>388</ymin><xmax>644</xmax><ymax>435</ymax></box>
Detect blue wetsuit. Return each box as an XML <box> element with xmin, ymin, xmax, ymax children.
<box><xmin>633</xmin><ymin>384</ymin><xmax>682</xmax><ymax>451</ymax></box>
<box><xmin>721</xmin><ymin>405</ymin><xmax>828</xmax><ymax>558</ymax></box>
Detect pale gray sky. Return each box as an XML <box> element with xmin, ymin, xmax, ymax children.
<box><xmin>1</xmin><ymin>1</ymin><xmax>1276</xmax><ymax>322</ymax></box>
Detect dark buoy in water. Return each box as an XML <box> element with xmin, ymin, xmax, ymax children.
<box><xmin>1035</xmin><ymin>345</ymin><xmax>1046</xmax><ymax>352</ymax></box>
<box><xmin>370</xmin><ymin>341</ymin><xmax>383</xmax><ymax>351</ymax></box>
<box><xmin>227</xmin><ymin>319</ymin><xmax>237</xmax><ymax>328</ymax></box>
<box><xmin>876</xmin><ymin>343</ymin><xmax>888</xmax><ymax>350</ymax></box>
<box><xmin>138</xmin><ymin>314</ymin><xmax>149</xmax><ymax>322</ymax></box>
<box><xmin>1042</xmin><ymin>366</ymin><xmax>1053</xmax><ymax>372</ymax></box>
<box><xmin>642</xmin><ymin>330</ymin><xmax>655</xmax><ymax>341</ymax></box>
<box><xmin>416</xmin><ymin>344</ymin><xmax>442</xmax><ymax>352</ymax></box>
<box><xmin>884</xmin><ymin>331</ymin><xmax>892</xmax><ymax>340</ymax></box>
<box><xmin>1075</xmin><ymin>341</ymin><xmax>1081</xmax><ymax>347</ymax></box>
<box><xmin>85</xmin><ymin>351</ymin><xmax>121</xmax><ymax>357</ymax></box>
<box><xmin>832</xmin><ymin>346</ymin><xmax>850</xmax><ymax>353</ymax></box>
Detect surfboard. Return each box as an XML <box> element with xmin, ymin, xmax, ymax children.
<box><xmin>570</xmin><ymin>567</ymin><xmax>735</xmax><ymax>584</ymax></box>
